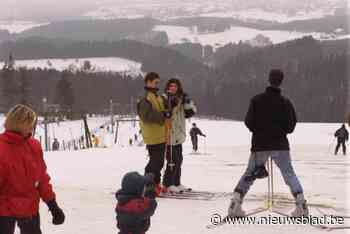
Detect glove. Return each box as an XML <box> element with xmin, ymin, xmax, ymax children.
<box><xmin>182</xmin><ymin>93</ymin><xmax>191</xmax><ymax>104</ymax></box>
<box><xmin>46</xmin><ymin>199</ymin><xmax>65</xmax><ymax>225</ymax></box>
<box><xmin>163</xmin><ymin>110</ymin><xmax>172</xmax><ymax>119</ymax></box>
<box><xmin>144</xmin><ymin>173</ymin><xmax>156</xmax><ymax>198</ymax></box>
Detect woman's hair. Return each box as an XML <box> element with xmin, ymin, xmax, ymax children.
<box><xmin>4</xmin><ymin>104</ymin><xmax>37</xmax><ymax>133</ymax></box>
<box><xmin>164</xmin><ymin>78</ymin><xmax>184</xmax><ymax>96</ymax></box>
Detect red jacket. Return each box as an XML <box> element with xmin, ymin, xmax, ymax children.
<box><xmin>0</xmin><ymin>131</ymin><xmax>56</xmax><ymax>217</ymax></box>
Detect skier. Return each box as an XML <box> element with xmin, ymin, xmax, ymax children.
<box><xmin>137</xmin><ymin>72</ymin><xmax>170</xmax><ymax>196</ymax></box>
<box><xmin>98</xmin><ymin>126</ymin><xmax>108</xmax><ymax>148</ymax></box>
<box><xmin>334</xmin><ymin>124</ymin><xmax>349</xmax><ymax>155</ymax></box>
<box><xmin>228</xmin><ymin>69</ymin><xmax>308</xmax><ymax>218</ymax></box>
<box><xmin>115</xmin><ymin>172</ymin><xmax>157</xmax><ymax>234</ymax></box>
<box><xmin>189</xmin><ymin>123</ymin><xmax>206</xmax><ymax>153</ymax></box>
<box><xmin>162</xmin><ymin>78</ymin><xmax>197</xmax><ymax>193</ymax></box>
<box><xmin>52</xmin><ymin>138</ymin><xmax>60</xmax><ymax>151</ymax></box>
<box><xmin>92</xmin><ymin>134</ymin><xmax>99</xmax><ymax>147</ymax></box>
<box><xmin>0</xmin><ymin>104</ymin><xmax>65</xmax><ymax>234</ymax></box>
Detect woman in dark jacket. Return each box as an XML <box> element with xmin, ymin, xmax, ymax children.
<box><xmin>0</xmin><ymin>104</ymin><xmax>65</xmax><ymax>234</ymax></box>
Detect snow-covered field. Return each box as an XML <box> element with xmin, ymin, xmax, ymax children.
<box><xmin>200</xmin><ymin>8</ymin><xmax>335</xmax><ymax>23</ymax></box>
<box><xmin>153</xmin><ymin>25</ymin><xmax>331</xmax><ymax>47</ymax></box>
<box><xmin>83</xmin><ymin>0</ymin><xmax>343</xmax><ymax>22</ymax></box>
<box><xmin>0</xmin><ymin>21</ymin><xmax>48</xmax><ymax>33</ymax></box>
<box><xmin>0</xmin><ymin>57</ymin><xmax>143</xmax><ymax>76</ymax></box>
<box><xmin>9</xmin><ymin>118</ymin><xmax>346</xmax><ymax>234</ymax></box>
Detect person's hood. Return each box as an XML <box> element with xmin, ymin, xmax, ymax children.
<box><xmin>117</xmin><ymin>172</ymin><xmax>150</xmax><ymax>198</ymax></box>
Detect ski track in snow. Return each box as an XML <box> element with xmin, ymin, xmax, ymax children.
<box><xmin>3</xmin><ymin>118</ymin><xmax>347</xmax><ymax>233</ymax></box>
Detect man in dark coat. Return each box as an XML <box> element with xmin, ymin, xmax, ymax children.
<box><xmin>228</xmin><ymin>69</ymin><xmax>308</xmax><ymax>218</ymax></box>
<box><xmin>189</xmin><ymin>123</ymin><xmax>206</xmax><ymax>152</ymax></box>
<box><xmin>334</xmin><ymin>124</ymin><xmax>349</xmax><ymax>155</ymax></box>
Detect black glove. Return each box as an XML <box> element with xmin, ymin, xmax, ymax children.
<box><xmin>182</xmin><ymin>93</ymin><xmax>191</xmax><ymax>104</ymax></box>
<box><xmin>144</xmin><ymin>173</ymin><xmax>156</xmax><ymax>198</ymax></box>
<box><xmin>46</xmin><ymin>199</ymin><xmax>65</xmax><ymax>225</ymax></box>
<box><xmin>163</xmin><ymin>110</ymin><xmax>172</xmax><ymax>119</ymax></box>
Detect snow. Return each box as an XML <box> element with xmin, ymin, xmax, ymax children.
<box><xmin>6</xmin><ymin>117</ymin><xmax>347</xmax><ymax>233</ymax></box>
<box><xmin>153</xmin><ymin>25</ymin><xmax>328</xmax><ymax>48</ymax></box>
<box><xmin>201</xmin><ymin>8</ymin><xmax>334</xmax><ymax>23</ymax></box>
<box><xmin>0</xmin><ymin>21</ymin><xmax>48</xmax><ymax>33</ymax></box>
<box><xmin>84</xmin><ymin>0</ymin><xmax>342</xmax><ymax>22</ymax></box>
<box><xmin>0</xmin><ymin>57</ymin><xmax>143</xmax><ymax>76</ymax></box>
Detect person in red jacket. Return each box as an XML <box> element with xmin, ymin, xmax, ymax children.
<box><xmin>0</xmin><ymin>104</ymin><xmax>65</xmax><ymax>234</ymax></box>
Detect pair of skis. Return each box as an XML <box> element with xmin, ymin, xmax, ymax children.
<box><xmin>159</xmin><ymin>190</ymin><xmax>233</xmax><ymax>201</ymax></box>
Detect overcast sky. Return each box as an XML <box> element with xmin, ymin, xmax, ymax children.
<box><xmin>0</xmin><ymin>0</ymin><xmax>100</xmax><ymax>21</ymax></box>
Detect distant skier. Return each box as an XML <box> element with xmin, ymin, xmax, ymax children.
<box><xmin>92</xmin><ymin>134</ymin><xmax>99</xmax><ymax>147</ymax></box>
<box><xmin>99</xmin><ymin>126</ymin><xmax>108</xmax><ymax>148</ymax></box>
<box><xmin>137</xmin><ymin>72</ymin><xmax>169</xmax><ymax>196</ymax></box>
<box><xmin>228</xmin><ymin>69</ymin><xmax>308</xmax><ymax>218</ymax></box>
<box><xmin>52</xmin><ymin>138</ymin><xmax>60</xmax><ymax>151</ymax></box>
<box><xmin>115</xmin><ymin>172</ymin><xmax>157</xmax><ymax>234</ymax></box>
<box><xmin>334</xmin><ymin>124</ymin><xmax>349</xmax><ymax>155</ymax></box>
<box><xmin>162</xmin><ymin>78</ymin><xmax>197</xmax><ymax>193</ymax></box>
<box><xmin>190</xmin><ymin>123</ymin><xmax>206</xmax><ymax>153</ymax></box>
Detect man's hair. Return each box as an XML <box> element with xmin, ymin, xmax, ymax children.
<box><xmin>144</xmin><ymin>72</ymin><xmax>160</xmax><ymax>83</ymax></box>
<box><xmin>269</xmin><ymin>69</ymin><xmax>284</xmax><ymax>87</ymax></box>
<box><xmin>5</xmin><ymin>104</ymin><xmax>37</xmax><ymax>133</ymax></box>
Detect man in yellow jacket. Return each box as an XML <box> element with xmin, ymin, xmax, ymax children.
<box><xmin>137</xmin><ymin>72</ymin><xmax>171</xmax><ymax>196</ymax></box>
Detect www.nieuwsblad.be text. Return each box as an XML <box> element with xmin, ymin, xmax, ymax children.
<box><xmin>210</xmin><ymin>214</ymin><xmax>345</xmax><ymax>226</ymax></box>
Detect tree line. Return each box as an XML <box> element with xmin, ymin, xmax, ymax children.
<box><xmin>0</xmin><ymin>37</ymin><xmax>348</xmax><ymax>122</ymax></box>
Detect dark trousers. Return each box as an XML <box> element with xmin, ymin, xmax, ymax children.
<box><xmin>191</xmin><ymin>136</ymin><xmax>198</xmax><ymax>152</ymax></box>
<box><xmin>163</xmin><ymin>145</ymin><xmax>183</xmax><ymax>187</ymax></box>
<box><xmin>335</xmin><ymin>139</ymin><xmax>346</xmax><ymax>155</ymax></box>
<box><xmin>145</xmin><ymin>143</ymin><xmax>166</xmax><ymax>184</ymax></box>
<box><xmin>0</xmin><ymin>214</ymin><xmax>42</xmax><ymax>234</ymax></box>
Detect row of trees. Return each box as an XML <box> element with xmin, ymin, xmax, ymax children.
<box><xmin>0</xmin><ymin>37</ymin><xmax>348</xmax><ymax>122</ymax></box>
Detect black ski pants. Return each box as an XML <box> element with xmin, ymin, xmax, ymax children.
<box><xmin>191</xmin><ymin>136</ymin><xmax>198</xmax><ymax>152</ymax></box>
<box><xmin>0</xmin><ymin>214</ymin><xmax>42</xmax><ymax>234</ymax></box>
<box><xmin>335</xmin><ymin>138</ymin><xmax>347</xmax><ymax>155</ymax></box>
<box><xmin>145</xmin><ymin>143</ymin><xmax>166</xmax><ymax>184</ymax></box>
<box><xmin>163</xmin><ymin>144</ymin><xmax>183</xmax><ymax>187</ymax></box>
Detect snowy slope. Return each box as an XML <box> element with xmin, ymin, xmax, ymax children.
<box><xmin>12</xmin><ymin>118</ymin><xmax>348</xmax><ymax>234</ymax></box>
<box><xmin>153</xmin><ymin>25</ymin><xmax>330</xmax><ymax>47</ymax></box>
<box><xmin>84</xmin><ymin>0</ymin><xmax>344</xmax><ymax>22</ymax></box>
<box><xmin>0</xmin><ymin>21</ymin><xmax>48</xmax><ymax>33</ymax></box>
<box><xmin>0</xmin><ymin>57</ymin><xmax>143</xmax><ymax>76</ymax></box>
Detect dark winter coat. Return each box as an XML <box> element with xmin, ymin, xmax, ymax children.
<box><xmin>335</xmin><ymin>126</ymin><xmax>349</xmax><ymax>141</ymax></box>
<box><xmin>115</xmin><ymin>172</ymin><xmax>157</xmax><ymax>234</ymax></box>
<box><xmin>0</xmin><ymin>131</ymin><xmax>56</xmax><ymax>217</ymax></box>
<box><xmin>190</xmin><ymin>127</ymin><xmax>205</xmax><ymax>139</ymax></box>
<box><xmin>245</xmin><ymin>86</ymin><xmax>297</xmax><ymax>152</ymax></box>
